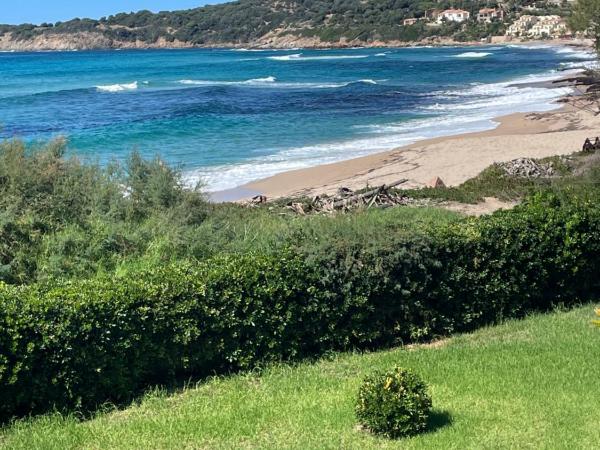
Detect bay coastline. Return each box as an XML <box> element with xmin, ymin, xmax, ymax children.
<box><xmin>213</xmin><ymin>66</ymin><xmax>594</xmax><ymax>202</ymax></box>
<box><xmin>240</xmin><ymin>101</ymin><xmax>593</xmax><ymax>201</ymax></box>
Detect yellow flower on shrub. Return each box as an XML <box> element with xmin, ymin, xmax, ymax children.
<box><xmin>356</xmin><ymin>367</ymin><xmax>432</xmax><ymax>439</ymax></box>
<box><xmin>384</xmin><ymin>377</ymin><xmax>393</xmax><ymax>390</ymax></box>
<box><xmin>593</xmin><ymin>309</ymin><xmax>600</xmax><ymax>327</ymax></box>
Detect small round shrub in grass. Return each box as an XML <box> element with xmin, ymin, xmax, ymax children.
<box><xmin>356</xmin><ymin>367</ymin><xmax>432</xmax><ymax>439</ymax></box>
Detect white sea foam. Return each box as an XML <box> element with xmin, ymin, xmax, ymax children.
<box><xmin>453</xmin><ymin>52</ymin><xmax>492</xmax><ymax>58</ymax></box>
<box><xmin>232</xmin><ymin>48</ymin><xmax>301</xmax><ymax>52</ymax></box>
<box><xmin>267</xmin><ymin>53</ymin><xmax>302</xmax><ymax>61</ymax></box>
<box><xmin>507</xmin><ymin>44</ymin><xmax>596</xmax><ymax>61</ymax></box>
<box><xmin>96</xmin><ymin>81</ymin><xmax>138</xmax><ymax>92</ymax></box>
<box><xmin>507</xmin><ymin>44</ymin><xmax>552</xmax><ymax>50</ymax></box>
<box><xmin>177</xmin><ymin>77</ymin><xmax>380</xmax><ymax>89</ymax></box>
<box><xmin>179</xmin><ymin>76</ymin><xmax>277</xmax><ymax>86</ymax></box>
<box><xmin>553</xmin><ymin>46</ymin><xmax>596</xmax><ymax>60</ymax></box>
<box><xmin>187</xmin><ymin>68</ymin><xmax>577</xmax><ymax>192</ymax></box>
<box><xmin>267</xmin><ymin>53</ymin><xmax>369</xmax><ymax>61</ymax></box>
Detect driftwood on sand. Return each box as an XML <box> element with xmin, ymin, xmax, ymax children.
<box><xmin>246</xmin><ymin>179</ymin><xmax>410</xmax><ymax>214</ymax></box>
<box><xmin>290</xmin><ymin>179</ymin><xmax>409</xmax><ymax>214</ymax></box>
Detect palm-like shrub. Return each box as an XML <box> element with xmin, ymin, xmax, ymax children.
<box><xmin>356</xmin><ymin>367</ymin><xmax>432</xmax><ymax>438</ymax></box>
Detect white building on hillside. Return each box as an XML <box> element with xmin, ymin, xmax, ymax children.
<box><xmin>437</xmin><ymin>9</ymin><xmax>470</xmax><ymax>23</ymax></box>
<box><xmin>477</xmin><ymin>8</ymin><xmax>504</xmax><ymax>23</ymax></box>
<box><xmin>506</xmin><ymin>15</ymin><xmax>538</xmax><ymax>36</ymax></box>
<box><xmin>506</xmin><ymin>15</ymin><xmax>570</xmax><ymax>38</ymax></box>
<box><xmin>528</xmin><ymin>16</ymin><xmax>569</xmax><ymax>38</ymax></box>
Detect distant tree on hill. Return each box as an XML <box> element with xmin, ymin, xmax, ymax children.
<box><xmin>569</xmin><ymin>0</ymin><xmax>600</xmax><ymax>53</ymax></box>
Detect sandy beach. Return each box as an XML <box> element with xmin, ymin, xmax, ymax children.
<box><xmin>242</xmin><ymin>89</ymin><xmax>596</xmax><ymax>200</ymax></box>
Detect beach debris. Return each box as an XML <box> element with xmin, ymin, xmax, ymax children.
<box><xmin>582</xmin><ymin>137</ymin><xmax>600</xmax><ymax>153</ymax></box>
<box><xmin>289</xmin><ymin>202</ymin><xmax>306</xmax><ymax>215</ymax></box>
<box><xmin>251</xmin><ymin>195</ymin><xmax>268</xmax><ymax>205</ymax></box>
<box><xmin>286</xmin><ymin>179</ymin><xmax>410</xmax><ymax>214</ymax></box>
<box><xmin>337</xmin><ymin>187</ymin><xmax>354</xmax><ymax>198</ymax></box>
<box><xmin>499</xmin><ymin>158</ymin><xmax>555</xmax><ymax>178</ymax></box>
<box><xmin>427</xmin><ymin>176</ymin><xmax>446</xmax><ymax>188</ymax></box>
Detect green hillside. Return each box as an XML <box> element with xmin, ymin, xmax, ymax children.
<box><xmin>0</xmin><ymin>0</ymin><xmax>570</xmax><ymax>46</ymax></box>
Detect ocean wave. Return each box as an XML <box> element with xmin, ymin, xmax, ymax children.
<box><xmin>420</xmin><ymin>68</ymin><xmax>575</xmax><ymax>115</ymax></box>
<box><xmin>179</xmin><ymin>76</ymin><xmax>277</xmax><ymax>86</ymax></box>
<box><xmin>453</xmin><ymin>52</ymin><xmax>492</xmax><ymax>58</ymax></box>
<box><xmin>187</xmin><ymin>110</ymin><xmax>501</xmax><ymax>192</ymax></box>
<box><xmin>507</xmin><ymin>44</ymin><xmax>552</xmax><ymax>50</ymax></box>
<box><xmin>553</xmin><ymin>46</ymin><xmax>596</xmax><ymax>60</ymax></box>
<box><xmin>507</xmin><ymin>44</ymin><xmax>595</xmax><ymax>60</ymax></box>
<box><xmin>96</xmin><ymin>81</ymin><xmax>138</xmax><ymax>92</ymax></box>
<box><xmin>177</xmin><ymin>77</ymin><xmax>379</xmax><ymax>89</ymax></box>
<box><xmin>267</xmin><ymin>53</ymin><xmax>302</xmax><ymax>61</ymax></box>
<box><xmin>267</xmin><ymin>53</ymin><xmax>369</xmax><ymax>61</ymax></box>
<box><xmin>188</xmin><ymin>68</ymin><xmax>575</xmax><ymax>192</ymax></box>
<box><xmin>560</xmin><ymin>60</ymin><xmax>599</xmax><ymax>70</ymax></box>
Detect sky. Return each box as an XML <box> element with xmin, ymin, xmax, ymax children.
<box><xmin>2</xmin><ymin>1</ymin><xmax>226</xmax><ymax>25</ymax></box>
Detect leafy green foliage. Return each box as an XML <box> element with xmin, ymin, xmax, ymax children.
<box><xmin>0</xmin><ymin>0</ymin><xmax>561</xmax><ymax>46</ymax></box>
<box><xmin>2</xmin><ymin>306</ymin><xmax>599</xmax><ymax>449</ymax></box>
<box><xmin>1</xmin><ymin>190</ymin><xmax>600</xmax><ymax>422</ymax></box>
<box><xmin>400</xmin><ymin>155</ymin><xmax>574</xmax><ymax>204</ymax></box>
<box><xmin>356</xmin><ymin>367</ymin><xmax>432</xmax><ymax>438</ymax></box>
<box><xmin>0</xmin><ymin>139</ymin><xmax>209</xmax><ymax>284</ymax></box>
<box><xmin>569</xmin><ymin>0</ymin><xmax>600</xmax><ymax>52</ymax></box>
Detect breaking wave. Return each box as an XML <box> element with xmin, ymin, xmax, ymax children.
<box><xmin>96</xmin><ymin>81</ymin><xmax>139</xmax><ymax>92</ymax></box>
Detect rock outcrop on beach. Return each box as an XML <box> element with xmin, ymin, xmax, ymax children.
<box><xmin>0</xmin><ymin>32</ymin><xmax>193</xmax><ymax>51</ymax></box>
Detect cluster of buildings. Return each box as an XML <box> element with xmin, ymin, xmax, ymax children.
<box><xmin>401</xmin><ymin>7</ymin><xmax>571</xmax><ymax>40</ymax></box>
<box><xmin>403</xmin><ymin>7</ymin><xmax>505</xmax><ymax>26</ymax></box>
<box><xmin>505</xmin><ymin>15</ymin><xmax>570</xmax><ymax>38</ymax></box>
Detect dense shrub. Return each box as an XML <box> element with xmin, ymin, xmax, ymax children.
<box><xmin>1</xmin><ymin>192</ymin><xmax>600</xmax><ymax>422</ymax></box>
<box><xmin>356</xmin><ymin>367</ymin><xmax>432</xmax><ymax>438</ymax></box>
<box><xmin>0</xmin><ymin>140</ymin><xmax>209</xmax><ymax>284</ymax></box>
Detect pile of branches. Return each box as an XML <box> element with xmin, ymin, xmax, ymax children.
<box><xmin>286</xmin><ymin>179</ymin><xmax>410</xmax><ymax>215</ymax></box>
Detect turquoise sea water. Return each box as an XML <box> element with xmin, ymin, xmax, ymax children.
<box><xmin>0</xmin><ymin>45</ymin><xmax>593</xmax><ymax>191</ymax></box>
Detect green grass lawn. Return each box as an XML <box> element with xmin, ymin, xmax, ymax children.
<box><xmin>2</xmin><ymin>305</ymin><xmax>599</xmax><ymax>450</ymax></box>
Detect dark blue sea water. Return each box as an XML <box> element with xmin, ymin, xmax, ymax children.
<box><xmin>0</xmin><ymin>45</ymin><xmax>593</xmax><ymax>191</ymax></box>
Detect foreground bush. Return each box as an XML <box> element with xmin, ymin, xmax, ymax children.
<box><xmin>356</xmin><ymin>367</ymin><xmax>432</xmax><ymax>438</ymax></box>
<box><xmin>1</xmin><ymin>193</ymin><xmax>600</xmax><ymax>422</ymax></box>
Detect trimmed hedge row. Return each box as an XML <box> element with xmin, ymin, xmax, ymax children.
<box><xmin>1</xmin><ymin>193</ymin><xmax>600</xmax><ymax>421</ymax></box>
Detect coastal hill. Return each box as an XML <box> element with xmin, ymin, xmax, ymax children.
<box><xmin>0</xmin><ymin>0</ymin><xmax>571</xmax><ymax>50</ymax></box>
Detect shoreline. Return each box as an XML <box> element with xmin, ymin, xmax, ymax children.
<box><xmin>0</xmin><ymin>37</ymin><xmax>591</xmax><ymax>53</ymax></box>
<box><xmin>237</xmin><ymin>85</ymin><xmax>595</xmax><ymax>201</ymax></box>
<box><xmin>206</xmin><ymin>43</ymin><xmax>595</xmax><ymax>202</ymax></box>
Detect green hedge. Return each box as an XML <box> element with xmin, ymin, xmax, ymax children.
<box><xmin>1</xmin><ymin>193</ymin><xmax>599</xmax><ymax>421</ymax></box>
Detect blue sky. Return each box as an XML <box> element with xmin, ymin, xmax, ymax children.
<box><xmin>3</xmin><ymin>1</ymin><xmax>226</xmax><ymax>25</ymax></box>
